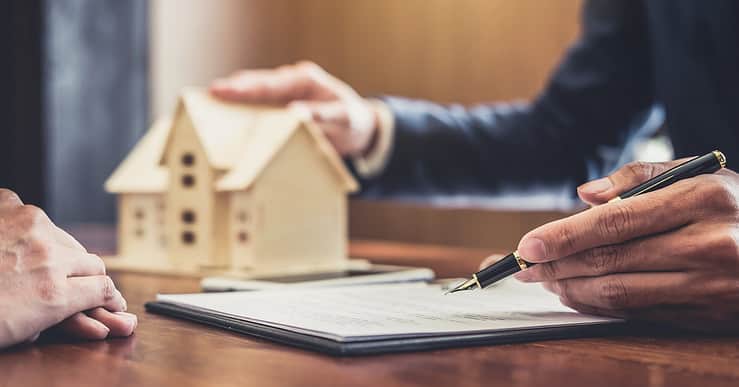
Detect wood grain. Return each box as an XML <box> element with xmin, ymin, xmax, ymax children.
<box><xmin>237</xmin><ymin>0</ymin><xmax>583</xmax><ymax>104</ymax></box>
<box><xmin>349</xmin><ymin>199</ymin><xmax>571</xmax><ymax>250</ymax></box>
<box><xmin>2</xmin><ymin>225</ymin><xmax>739</xmax><ymax>387</ymax></box>
<box><xmin>152</xmin><ymin>0</ymin><xmax>582</xmax><ymax>116</ymax></box>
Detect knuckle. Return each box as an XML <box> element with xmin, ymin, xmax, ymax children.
<box><xmin>0</xmin><ymin>188</ymin><xmax>22</xmax><ymax>206</ymax></box>
<box><xmin>710</xmin><ymin>227</ymin><xmax>739</xmax><ymax>263</ymax></box>
<box><xmin>27</xmin><ymin>238</ymin><xmax>52</xmax><ymax>262</ymax></box>
<box><xmin>100</xmin><ymin>276</ymin><xmax>116</xmax><ymax>301</ymax></box>
<box><xmin>35</xmin><ymin>272</ymin><xmax>63</xmax><ymax>303</ymax></box>
<box><xmin>295</xmin><ymin>60</ymin><xmax>319</xmax><ymax>72</ymax></box>
<box><xmin>701</xmin><ymin>175</ymin><xmax>738</xmax><ymax>211</ymax></box>
<box><xmin>588</xmin><ymin>245</ymin><xmax>625</xmax><ymax>275</ymax></box>
<box><xmin>554</xmin><ymin>224</ymin><xmax>579</xmax><ymax>256</ymax></box>
<box><xmin>90</xmin><ymin>254</ymin><xmax>107</xmax><ymax>274</ymax></box>
<box><xmin>623</xmin><ymin>161</ymin><xmax>656</xmax><ymax>182</ymax></box>
<box><xmin>597</xmin><ymin>279</ymin><xmax>629</xmax><ymax>309</ymax></box>
<box><xmin>539</xmin><ymin>261</ymin><xmax>561</xmax><ymax>280</ymax></box>
<box><xmin>556</xmin><ymin>281</ymin><xmax>573</xmax><ymax>302</ymax></box>
<box><xmin>597</xmin><ymin>204</ymin><xmax>634</xmax><ymax>239</ymax></box>
<box><xmin>14</xmin><ymin>205</ymin><xmax>47</xmax><ymax>231</ymax></box>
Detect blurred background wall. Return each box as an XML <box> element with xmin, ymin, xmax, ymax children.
<box><xmin>44</xmin><ymin>0</ymin><xmax>148</xmax><ymax>223</ymax></box>
<box><xmin>40</xmin><ymin>0</ymin><xmax>584</xmax><ymax>247</ymax></box>
<box><xmin>150</xmin><ymin>0</ymin><xmax>581</xmax><ymax>116</ymax></box>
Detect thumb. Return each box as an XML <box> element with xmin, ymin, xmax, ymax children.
<box><xmin>577</xmin><ymin>158</ymin><xmax>690</xmax><ymax>206</ymax></box>
<box><xmin>288</xmin><ymin>100</ymin><xmax>356</xmax><ymax>156</ymax></box>
<box><xmin>288</xmin><ymin>100</ymin><xmax>351</xmax><ymax>127</ymax></box>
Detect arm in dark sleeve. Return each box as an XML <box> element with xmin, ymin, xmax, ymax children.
<box><xmin>358</xmin><ymin>0</ymin><xmax>655</xmax><ymax>196</ymax></box>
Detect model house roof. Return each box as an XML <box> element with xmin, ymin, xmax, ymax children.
<box><xmin>106</xmin><ymin>89</ymin><xmax>358</xmax><ymax>194</ymax></box>
<box><xmin>104</xmin><ymin>118</ymin><xmax>170</xmax><ymax>193</ymax></box>
<box><xmin>161</xmin><ymin>89</ymin><xmax>262</xmax><ymax>170</ymax></box>
<box><xmin>215</xmin><ymin>108</ymin><xmax>358</xmax><ymax>192</ymax></box>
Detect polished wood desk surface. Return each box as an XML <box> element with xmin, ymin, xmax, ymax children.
<box><xmin>2</xmin><ymin>226</ymin><xmax>739</xmax><ymax>387</ymax></box>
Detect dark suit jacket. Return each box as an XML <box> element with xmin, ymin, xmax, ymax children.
<box><xmin>357</xmin><ymin>0</ymin><xmax>739</xmax><ymax>198</ymax></box>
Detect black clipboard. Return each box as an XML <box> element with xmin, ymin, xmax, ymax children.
<box><xmin>145</xmin><ymin>301</ymin><xmax>626</xmax><ymax>356</ymax></box>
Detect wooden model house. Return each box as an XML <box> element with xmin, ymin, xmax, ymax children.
<box><xmin>105</xmin><ymin>89</ymin><xmax>359</xmax><ymax>276</ymax></box>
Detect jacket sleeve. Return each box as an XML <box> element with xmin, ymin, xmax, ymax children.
<box><xmin>357</xmin><ymin>0</ymin><xmax>655</xmax><ymax>197</ymax></box>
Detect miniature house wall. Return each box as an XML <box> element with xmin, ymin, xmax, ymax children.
<box><xmin>105</xmin><ymin>89</ymin><xmax>358</xmax><ymax>277</ymax></box>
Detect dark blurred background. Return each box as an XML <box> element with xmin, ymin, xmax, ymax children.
<box><xmin>1</xmin><ymin>0</ymin><xmax>672</xmax><ymax>249</ymax></box>
<box><xmin>3</xmin><ymin>0</ymin><xmax>147</xmax><ymax>223</ymax></box>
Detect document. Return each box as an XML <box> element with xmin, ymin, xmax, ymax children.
<box><xmin>156</xmin><ymin>280</ymin><xmax>621</xmax><ymax>342</ymax></box>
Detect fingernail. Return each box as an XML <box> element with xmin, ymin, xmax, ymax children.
<box><xmin>518</xmin><ymin>237</ymin><xmax>546</xmax><ymax>262</ymax></box>
<box><xmin>116</xmin><ymin>312</ymin><xmax>138</xmax><ymax>330</ymax></box>
<box><xmin>578</xmin><ymin>177</ymin><xmax>613</xmax><ymax>195</ymax></box>
<box><xmin>91</xmin><ymin>319</ymin><xmax>111</xmax><ymax>336</ymax></box>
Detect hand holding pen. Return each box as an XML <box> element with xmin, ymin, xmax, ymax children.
<box><xmin>451</xmin><ymin>151</ymin><xmax>739</xmax><ymax>333</ymax></box>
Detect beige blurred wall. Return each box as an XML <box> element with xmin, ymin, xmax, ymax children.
<box><xmin>150</xmin><ymin>0</ymin><xmax>253</xmax><ymax>117</ymax></box>
<box><xmin>150</xmin><ymin>0</ymin><xmax>582</xmax><ymax>117</ymax></box>
<box><xmin>149</xmin><ymin>1</ymin><xmax>583</xmax><ymax>248</ymax></box>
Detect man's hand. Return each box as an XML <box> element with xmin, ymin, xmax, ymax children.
<box><xmin>0</xmin><ymin>189</ymin><xmax>136</xmax><ymax>349</ymax></box>
<box><xmin>210</xmin><ymin>61</ymin><xmax>379</xmax><ymax>157</ymax></box>
<box><xmin>509</xmin><ymin>160</ymin><xmax>739</xmax><ymax>332</ymax></box>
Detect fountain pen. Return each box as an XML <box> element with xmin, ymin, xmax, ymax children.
<box><xmin>446</xmin><ymin>150</ymin><xmax>727</xmax><ymax>294</ymax></box>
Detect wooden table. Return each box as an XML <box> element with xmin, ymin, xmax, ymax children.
<box><xmin>1</xmin><ymin>226</ymin><xmax>739</xmax><ymax>387</ymax></box>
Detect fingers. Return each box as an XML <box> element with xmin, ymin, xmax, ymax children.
<box><xmin>545</xmin><ymin>272</ymin><xmax>695</xmax><ymax>311</ymax></box>
<box><xmin>66</xmin><ymin>276</ymin><xmax>127</xmax><ymax>313</ymax></box>
<box><xmin>515</xmin><ymin>224</ymin><xmax>716</xmax><ymax>282</ymax></box>
<box><xmin>210</xmin><ymin>62</ymin><xmax>336</xmax><ymax>104</ymax></box>
<box><xmin>555</xmin><ymin>299</ymin><xmax>626</xmax><ymax>319</ymax></box>
<box><xmin>288</xmin><ymin>99</ymin><xmax>377</xmax><ymax>156</ymax></box>
<box><xmin>86</xmin><ymin>308</ymin><xmax>137</xmax><ymax>337</ymax></box>
<box><xmin>517</xmin><ymin>180</ymin><xmax>698</xmax><ymax>263</ymax></box>
<box><xmin>66</xmin><ymin>248</ymin><xmax>106</xmax><ymax>277</ymax></box>
<box><xmin>577</xmin><ymin>159</ymin><xmax>688</xmax><ymax>205</ymax></box>
<box><xmin>56</xmin><ymin>312</ymin><xmax>110</xmax><ymax>340</ymax></box>
<box><xmin>289</xmin><ymin>100</ymin><xmax>351</xmax><ymax>126</ymax></box>
<box><xmin>55</xmin><ymin>309</ymin><xmax>136</xmax><ymax>340</ymax></box>
<box><xmin>288</xmin><ymin>100</ymin><xmax>349</xmax><ymax>153</ymax></box>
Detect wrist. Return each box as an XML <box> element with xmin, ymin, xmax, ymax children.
<box><xmin>359</xmin><ymin>100</ymin><xmax>382</xmax><ymax>157</ymax></box>
<box><xmin>351</xmin><ymin>99</ymin><xmax>395</xmax><ymax>178</ymax></box>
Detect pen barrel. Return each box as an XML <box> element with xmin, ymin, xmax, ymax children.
<box><xmin>618</xmin><ymin>151</ymin><xmax>724</xmax><ymax>199</ymax></box>
<box><xmin>476</xmin><ymin>253</ymin><xmax>534</xmax><ymax>288</ymax></box>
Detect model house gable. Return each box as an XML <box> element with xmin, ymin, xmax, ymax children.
<box><xmin>159</xmin><ymin>89</ymin><xmax>271</xmax><ymax>171</ymax></box>
<box><xmin>104</xmin><ymin>117</ymin><xmax>170</xmax><ymax>194</ymax></box>
<box><xmin>105</xmin><ymin>88</ymin><xmax>358</xmax><ymax>276</ymax></box>
<box><xmin>216</xmin><ymin>113</ymin><xmax>359</xmax><ymax>193</ymax></box>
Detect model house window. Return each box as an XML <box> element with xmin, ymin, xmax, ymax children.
<box><xmin>237</xmin><ymin>210</ymin><xmax>248</xmax><ymax>223</ymax></box>
<box><xmin>182</xmin><ymin>174</ymin><xmax>195</xmax><ymax>187</ymax></box>
<box><xmin>181</xmin><ymin>152</ymin><xmax>195</xmax><ymax>166</ymax></box>
<box><xmin>156</xmin><ymin>201</ymin><xmax>165</xmax><ymax>225</ymax></box>
<box><xmin>237</xmin><ymin>231</ymin><xmax>248</xmax><ymax>243</ymax></box>
<box><xmin>182</xmin><ymin>209</ymin><xmax>196</xmax><ymax>224</ymax></box>
<box><xmin>134</xmin><ymin>208</ymin><xmax>145</xmax><ymax>238</ymax></box>
<box><xmin>182</xmin><ymin>231</ymin><xmax>195</xmax><ymax>244</ymax></box>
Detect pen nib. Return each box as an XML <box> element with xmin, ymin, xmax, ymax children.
<box><xmin>444</xmin><ymin>278</ymin><xmax>478</xmax><ymax>295</ymax></box>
